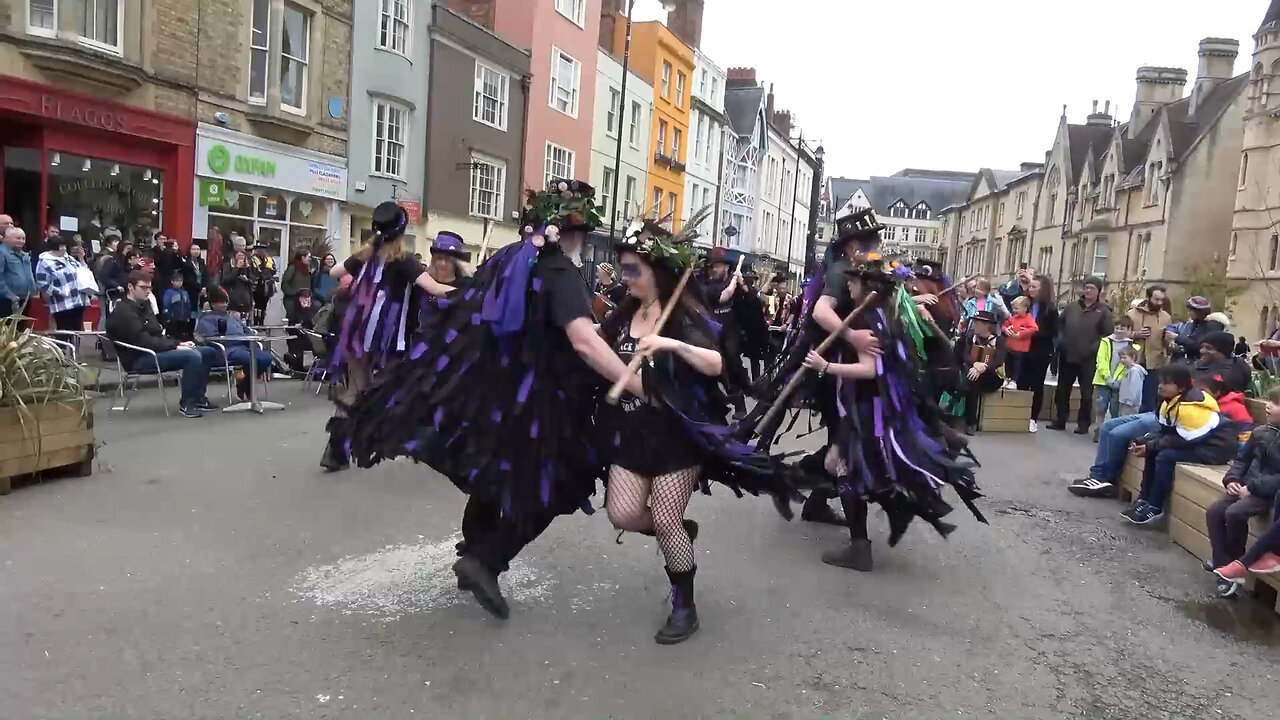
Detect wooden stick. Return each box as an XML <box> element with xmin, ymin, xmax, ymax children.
<box><xmin>477</xmin><ymin>219</ymin><xmax>494</xmax><ymax>262</ymax></box>
<box><xmin>606</xmin><ymin>266</ymin><xmax>696</xmax><ymax>405</ymax></box>
<box><xmin>939</xmin><ymin>274</ymin><xmax>978</xmax><ymax>296</ymax></box>
<box><xmin>756</xmin><ymin>291</ymin><xmax>879</xmax><ymax>431</ymax></box>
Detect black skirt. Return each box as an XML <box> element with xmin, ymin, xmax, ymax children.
<box><xmin>606</xmin><ymin>404</ymin><xmax>702</xmax><ymax>477</ymax></box>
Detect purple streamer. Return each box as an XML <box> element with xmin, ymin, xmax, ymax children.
<box><xmin>481</xmin><ymin>239</ymin><xmax>538</xmax><ymax>337</ymax></box>
<box><xmin>517</xmin><ymin>369</ymin><xmax>535</xmax><ymax>404</ymax></box>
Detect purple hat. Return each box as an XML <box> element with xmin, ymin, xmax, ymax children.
<box><xmin>430</xmin><ymin>231</ymin><xmax>470</xmax><ymax>260</ymax></box>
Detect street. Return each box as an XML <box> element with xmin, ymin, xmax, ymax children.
<box><xmin>3</xmin><ymin>390</ymin><xmax>1280</xmax><ymax>720</ymax></box>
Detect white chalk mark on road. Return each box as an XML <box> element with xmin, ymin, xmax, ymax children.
<box><xmin>291</xmin><ymin>533</ymin><xmax>552</xmax><ymax>621</ymax></box>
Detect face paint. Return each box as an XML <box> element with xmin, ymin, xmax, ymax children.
<box><xmin>619</xmin><ymin>262</ymin><xmax>643</xmax><ymax>280</ymax></box>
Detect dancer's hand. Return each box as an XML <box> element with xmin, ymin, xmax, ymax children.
<box><xmin>846</xmin><ymin>329</ymin><xmax>882</xmax><ymax>356</ymax></box>
<box><xmin>636</xmin><ymin>334</ymin><xmax>679</xmax><ymax>357</ymax></box>
<box><xmin>966</xmin><ymin>367</ymin><xmax>980</xmax><ymax>381</ymax></box>
<box><xmin>914</xmin><ymin>293</ymin><xmax>938</xmax><ymax>306</ymax></box>
<box><xmin>802</xmin><ymin>350</ymin><xmax>829</xmax><ymax>372</ymax></box>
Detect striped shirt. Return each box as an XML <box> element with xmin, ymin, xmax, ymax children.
<box><xmin>35</xmin><ymin>253</ymin><xmax>90</xmax><ymax>314</ymax></box>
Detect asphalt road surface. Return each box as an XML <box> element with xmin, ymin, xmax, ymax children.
<box><xmin>3</xmin><ymin>389</ymin><xmax>1279</xmax><ymax>720</ymax></box>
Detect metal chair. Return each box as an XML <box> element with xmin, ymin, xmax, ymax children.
<box><xmin>204</xmin><ymin>341</ymin><xmax>237</xmax><ymax>403</ymax></box>
<box><xmin>299</xmin><ymin>329</ymin><xmax>331</xmax><ymax>395</ymax></box>
<box><xmin>103</xmin><ymin>337</ymin><xmax>180</xmax><ymax>417</ymax></box>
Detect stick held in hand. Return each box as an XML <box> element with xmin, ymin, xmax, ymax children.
<box><xmin>605</xmin><ymin>266</ymin><xmax>696</xmax><ymax>405</ymax></box>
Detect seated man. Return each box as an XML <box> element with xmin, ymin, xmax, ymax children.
<box><xmin>954</xmin><ymin>309</ymin><xmax>1006</xmax><ymax>436</ymax></box>
<box><xmin>1195</xmin><ymin>331</ymin><xmax>1250</xmax><ymax>394</ymax></box>
<box><xmin>195</xmin><ymin>286</ymin><xmax>278</xmax><ymax>399</ymax></box>
<box><xmin>1070</xmin><ymin>412</ymin><xmax>1163</xmax><ymax>499</ymax></box>
<box><xmin>1206</xmin><ymin>386</ymin><xmax>1280</xmax><ymax>598</ymax></box>
<box><xmin>106</xmin><ymin>270</ymin><xmax>219</xmax><ymax>418</ymax></box>
<box><xmin>284</xmin><ymin>287</ymin><xmax>318</xmax><ymax>372</ymax></box>
<box><xmin>1122</xmin><ymin>364</ymin><xmax>1238</xmax><ymax>525</ymax></box>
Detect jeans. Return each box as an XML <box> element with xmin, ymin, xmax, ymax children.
<box><xmin>1140</xmin><ymin>370</ymin><xmax>1160</xmax><ymax>413</ymax></box>
<box><xmin>1089</xmin><ymin>412</ymin><xmax>1160</xmax><ymax>482</ymax></box>
<box><xmin>1055</xmin><ymin>354</ymin><xmax>1095</xmax><ymax>427</ymax></box>
<box><xmin>1140</xmin><ymin>446</ymin><xmax>1203</xmax><ymax>511</ymax></box>
<box><xmin>1242</xmin><ymin>493</ymin><xmax>1280</xmax><ymax>567</ymax></box>
<box><xmin>219</xmin><ymin>345</ymin><xmax>276</xmax><ymax>371</ymax></box>
<box><xmin>1094</xmin><ymin>385</ymin><xmax>1120</xmax><ymax>424</ymax></box>
<box><xmin>1207</xmin><ymin>493</ymin><xmax>1274</xmax><ymax>567</ymax></box>
<box><xmin>133</xmin><ymin>346</ymin><xmax>219</xmax><ymax>405</ymax></box>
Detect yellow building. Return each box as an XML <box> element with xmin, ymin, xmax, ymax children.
<box><xmin>608</xmin><ymin>18</ymin><xmax>693</xmax><ymax>231</ymax></box>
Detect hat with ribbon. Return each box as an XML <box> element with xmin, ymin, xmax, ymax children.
<box><xmin>430</xmin><ymin>231</ymin><xmax>470</xmax><ymax>260</ymax></box>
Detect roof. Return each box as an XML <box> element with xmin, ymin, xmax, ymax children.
<box><xmin>1169</xmin><ymin>73</ymin><xmax>1250</xmax><ymax>159</ymax></box>
<box><xmin>854</xmin><ymin>175</ymin><xmax>972</xmax><ymax>217</ymax></box>
<box><xmin>891</xmin><ymin>169</ymin><xmax>978</xmax><ymax>182</ymax></box>
<box><xmin>723</xmin><ymin>85</ymin><xmax>764</xmax><ymax>136</ymax></box>
<box><xmin>1262</xmin><ymin>0</ymin><xmax>1280</xmax><ymax>33</ymax></box>
<box><xmin>1067</xmin><ymin>124</ymin><xmax>1114</xmax><ymax>179</ymax></box>
<box><xmin>827</xmin><ymin>177</ymin><xmax>865</xmax><ymax>213</ymax></box>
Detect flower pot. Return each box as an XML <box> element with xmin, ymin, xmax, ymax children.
<box><xmin>0</xmin><ymin>402</ymin><xmax>94</xmax><ymax>494</ymax></box>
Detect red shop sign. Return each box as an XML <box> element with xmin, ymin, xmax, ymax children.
<box><xmin>401</xmin><ymin>201</ymin><xmax>422</xmax><ymax>226</ymax></box>
<box><xmin>0</xmin><ymin>74</ymin><xmax>194</xmax><ymax>146</ymax></box>
<box><xmin>40</xmin><ymin>94</ymin><xmax>130</xmax><ymax>132</ymax></box>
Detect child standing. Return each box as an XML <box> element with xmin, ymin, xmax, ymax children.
<box><xmin>1115</xmin><ymin>346</ymin><xmax>1146</xmax><ymax>417</ymax></box>
<box><xmin>959</xmin><ymin>276</ymin><xmax>1010</xmax><ymax>333</ymax></box>
<box><xmin>1092</xmin><ymin>316</ymin><xmax>1140</xmax><ymax>440</ymax></box>
<box><xmin>1002</xmin><ymin>296</ymin><xmax>1038</xmax><ymax>388</ymax></box>
<box><xmin>160</xmin><ymin>273</ymin><xmax>193</xmax><ymax>341</ymax></box>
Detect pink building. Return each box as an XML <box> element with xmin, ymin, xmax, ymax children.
<box><xmin>446</xmin><ymin>0</ymin><xmax>600</xmax><ymax>192</ymax></box>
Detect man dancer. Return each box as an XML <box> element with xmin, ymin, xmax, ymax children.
<box><xmin>335</xmin><ymin>181</ymin><xmax>645</xmax><ymax>619</ymax></box>
<box><xmin>701</xmin><ymin>247</ymin><xmax>751</xmax><ymax>417</ymax></box>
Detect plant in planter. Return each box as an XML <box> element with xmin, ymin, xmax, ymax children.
<box><xmin>0</xmin><ymin>317</ymin><xmax>94</xmax><ymax>494</ymax></box>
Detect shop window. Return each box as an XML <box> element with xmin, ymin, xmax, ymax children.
<box><xmin>280</xmin><ymin>3</ymin><xmax>311</xmax><ymax>114</ymax></box>
<box><xmin>206</xmin><ymin>183</ymin><xmax>333</xmax><ymax>271</ymax></box>
<box><xmin>44</xmin><ymin>152</ymin><xmax>162</xmax><ymax>249</ymax></box>
<box><xmin>249</xmin><ymin>0</ymin><xmax>270</xmax><ymax>104</ymax></box>
<box><xmin>258</xmin><ymin>192</ymin><xmax>287</xmax><ymax>221</ymax></box>
<box><xmin>290</xmin><ymin>197</ymin><xmax>327</xmax><ymax>226</ymax></box>
<box><xmin>27</xmin><ymin>0</ymin><xmax>56</xmax><ymax>37</ymax></box>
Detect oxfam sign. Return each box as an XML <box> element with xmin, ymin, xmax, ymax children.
<box><xmin>207</xmin><ymin>143</ymin><xmax>276</xmax><ymax>178</ymax></box>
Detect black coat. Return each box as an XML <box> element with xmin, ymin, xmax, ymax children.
<box><xmin>735</xmin><ymin>289</ymin><xmax>770</xmax><ymax>359</ymax></box>
<box><xmin>221</xmin><ymin>263</ymin><xmax>257</xmax><ymax>312</ymax></box>
<box><xmin>1028</xmin><ymin>301</ymin><xmax>1059</xmax><ymax>358</ymax></box>
<box><xmin>106</xmin><ymin>297</ymin><xmax>178</xmax><ymax>366</ymax></box>
<box><xmin>1173</xmin><ymin>318</ymin><xmax>1227</xmax><ymax>362</ymax></box>
<box><xmin>1225</xmin><ymin>424</ymin><xmax>1280</xmax><ymax>499</ymax></box>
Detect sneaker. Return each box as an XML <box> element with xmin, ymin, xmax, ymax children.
<box><xmin>1217</xmin><ymin>579</ymin><xmax>1242</xmax><ymax>598</ymax></box>
<box><xmin>1119</xmin><ymin>500</ymin><xmax>1149</xmax><ymax>522</ymax></box>
<box><xmin>1068</xmin><ymin>477</ymin><xmax>1115</xmax><ymax>498</ymax></box>
<box><xmin>1128</xmin><ymin>503</ymin><xmax>1165</xmax><ymax>525</ymax></box>
<box><xmin>1248</xmin><ymin>553</ymin><xmax>1280</xmax><ymax>574</ymax></box>
<box><xmin>195</xmin><ymin>396</ymin><xmax>219</xmax><ymax>411</ymax></box>
<box><xmin>1202</xmin><ymin>561</ymin><xmax>1215</xmax><ymax>573</ymax></box>
<box><xmin>178</xmin><ymin>403</ymin><xmax>203</xmax><ymax>419</ymax></box>
<box><xmin>964</xmin><ymin>425</ymin><xmax>977</xmax><ymax>436</ymax></box>
<box><xmin>1214</xmin><ymin>560</ymin><xmax>1249</xmax><ymax>585</ymax></box>
<box><xmin>1073</xmin><ymin>426</ymin><xmax>1090</xmax><ymax>435</ymax></box>
<box><xmin>1029</xmin><ymin>419</ymin><xmax>1038</xmax><ymax>433</ymax></box>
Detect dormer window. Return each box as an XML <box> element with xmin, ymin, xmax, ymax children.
<box><xmin>889</xmin><ymin>199</ymin><xmax>909</xmax><ymax>218</ymax></box>
<box><xmin>911</xmin><ymin>202</ymin><xmax>930</xmax><ymax>220</ymax></box>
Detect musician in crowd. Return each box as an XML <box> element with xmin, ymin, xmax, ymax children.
<box><xmin>955</xmin><ymin>309</ymin><xmax>1007</xmax><ymax>436</ymax></box>
<box><xmin>594</xmin><ymin>262</ymin><xmax>628</xmax><ymax>307</ymax></box>
<box><xmin>700</xmin><ymin>247</ymin><xmax>751</xmax><ymax>418</ymax></box>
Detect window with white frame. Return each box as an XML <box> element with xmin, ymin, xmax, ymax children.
<box><xmin>549</xmin><ymin>48</ymin><xmax>580</xmax><ymax>117</ymax></box>
<box><xmin>624</xmin><ymin>176</ymin><xmax>637</xmax><ymax>218</ymax></box>
<box><xmin>661</xmin><ymin>62</ymin><xmax>672</xmax><ymax>98</ymax></box>
<box><xmin>469</xmin><ymin>155</ymin><xmax>506</xmax><ymax>220</ymax></box>
<box><xmin>249</xmin><ymin>0</ymin><xmax>271</xmax><ymax>103</ymax></box>
<box><xmin>605</xmin><ymin>88</ymin><xmax>620</xmax><ymax>135</ymax></box>
<box><xmin>372</xmin><ymin>100</ymin><xmax>408</xmax><ymax>179</ymax></box>
<box><xmin>1091</xmin><ymin>236</ymin><xmax>1108</xmax><ymax>276</ymax></box>
<box><xmin>672</xmin><ymin>128</ymin><xmax>681</xmax><ymax>159</ymax></box>
<box><xmin>652</xmin><ymin>187</ymin><xmax>663</xmax><ymax>217</ymax></box>
<box><xmin>473</xmin><ymin>61</ymin><xmax>509</xmax><ymax>130</ymax></box>
<box><xmin>80</xmin><ymin>0</ymin><xmax>122</xmax><ymax>51</ymax></box>
<box><xmin>544</xmin><ymin>142</ymin><xmax>575</xmax><ymax>188</ymax></box>
<box><xmin>554</xmin><ymin>0</ymin><xmax>584</xmax><ymax>26</ymax></box>
<box><xmin>280</xmin><ymin>3</ymin><xmax>311</xmax><ymax>114</ymax></box>
<box><xmin>675</xmin><ymin>72</ymin><xmax>685</xmax><ymax>108</ymax></box>
<box><xmin>629</xmin><ymin>101</ymin><xmax>641</xmax><ymax>146</ymax></box>
<box><xmin>668</xmin><ymin>192</ymin><xmax>677</xmax><ymax>226</ymax></box>
<box><xmin>697</xmin><ymin>69</ymin><xmax>707</xmax><ymax>97</ymax></box>
<box><xmin>657</xmin><ymin>119</ymin><xmax>667</xmax><ymax>155</ymax></box>
<box><xmin>601</xmin><ymin>167</ymin><xmax>614</xmax><ymax>220</ymax></box>
<box><xmin>378</xmin><ymin>0</ymin><xmax>410</xmax><ymax>55</ymax></box>
<box><xmin>27</xmin><ymin>0</ymin><xmax>56</xmax><ymax>36</ymax></box>
<box><xmin>710</xmin><ymin>76</ymin><xmax>719</xmax><ymax>106</ymax></box>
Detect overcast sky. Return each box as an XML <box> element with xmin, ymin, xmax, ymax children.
<box><xmin>631</xmin><ymin>0</ymin><xmax>1266</xmax><ymax>180</ymax></box>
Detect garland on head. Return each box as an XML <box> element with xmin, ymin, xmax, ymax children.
<box><xmin>521</xmin><ymin>179</ymin><xmax>604</xmax><ymax>232</ymax></box>
<box><xmin>616</xmin><ymin>205</ymin><xmax>713</xmax><ymax>272</ymax></box>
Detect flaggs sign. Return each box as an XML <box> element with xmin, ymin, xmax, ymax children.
<box><xmin>40</xmin><ymin>95</ymin><xmax>129</xmax><ymax>132</ymax></box>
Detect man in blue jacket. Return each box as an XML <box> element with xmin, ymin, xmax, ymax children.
<box><xmin>0</xmin><ymin>224</ymin><xmax>36</xmax><ymax>318</ymax></box>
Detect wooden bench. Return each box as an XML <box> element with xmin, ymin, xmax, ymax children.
<box><xmin>1119</xmin><ymin>451</ymin><xmax>1143</xmax><ymax>503</ymax></box>
<box><xmin>979</xmin><ymin>388</ymin><xmax>1032</xmax><ymax>433</ymax></box>
<box><xmin>1168</xmin><ymin>463</ymin><xmax>1280</xmax><ymax>614</ymax></box>
<box><xmin>1037</xmin><ymin>380</ymin><xmax>1083</xmax><ymax>423</ymax></box>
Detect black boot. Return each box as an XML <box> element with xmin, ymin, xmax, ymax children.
<box><xmin>319</xmin><ymin>437</ymin><xmax>349</xmax><ymax>472</ymax></box>
<box><xmin>453</xmin><ymin>556</ymin><xmax>509</xmax><ymax>619</ymax></box>
<box><xmin>800</xmin><ymin>490</ymin><xmax>845</xmax><ymax>526</ymax></box>
<box><xmin>821</xmin><ymin>539</ymin><xmax>874</xmax><ymax>572</ymax></box>
<box><xmin>655</xmin><ymin>566</ymin><xmax>699</xmax><ymax>645</ymax></box>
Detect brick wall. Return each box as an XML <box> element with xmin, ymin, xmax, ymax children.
<box><xmin>0</xmin><ymin>0</ymin><xmax>11</xmax><ymax>29</ymax></box>
<box><xmin>319</xmin><ymin>4</ymin><xmax>351</xmax><ymax>137</ymax></box>
<box><xmin>152</xmin><ymin>0</ymin><xmax>198</xmax><ymax>87</ymax></box>
<box><xmin>154</xmin><ymin>85</ymin><xmax>197</xmax><ymax>119</ymax></box>
<box><xmin>195</xmin><ymin>0</ymin><xmax>244</xmax><ymax>99</ymax></box>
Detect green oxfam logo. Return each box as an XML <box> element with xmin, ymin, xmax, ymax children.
<box><xmin>207</xmin><ymin>144</ymin><xmax>231</xmax><ymax>174</ymax></box>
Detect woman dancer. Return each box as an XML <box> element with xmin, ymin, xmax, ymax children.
<box><xmin>601</xmin><ymin>218</ymin><xmax>793</xmax><ymax>644</ymax></box>
<box><xmin>424</xmin><ymin>231</ymin><xmax>473</xmax><ymax>286</ymax></box>
<box><xmin>319</xmin><ymin>201</ymin><xmax>454</xmax><ymax>471</ymax></box>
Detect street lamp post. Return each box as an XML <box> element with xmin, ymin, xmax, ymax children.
<box><xmin>804</xmin><ymin>145</ymin><xmax>825</xmax><ymax>278</ymax></box>
<box><xmin>608</xmin><ymin>0</ymin><xmax>680</xmax><ymax>241</ymax></box>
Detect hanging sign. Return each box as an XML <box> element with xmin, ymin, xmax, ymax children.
<box><xmin>199</xmin><ymin>179</ymin><xmax>226</xmax><ymax>207</ymax></box>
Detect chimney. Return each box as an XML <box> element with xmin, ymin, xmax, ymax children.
<box><xmin>1189</xmin><ymin>37</ymin><xmax>1240</xmax><ymax>114</ymax></box>
<box><xmin>1086</xmin><ymin>99</ymin><xmax>1113</xmax><ymax>126</ymax></box>
<box><xmin>725</xmin><ymin>67</ymin><xmax>757</xmax><ymax>88</ymax></box>
<box><xmin>667</xmin><ymin>0</ymin><xmax>704</xmax><ymax>50</ymax></box>
<box><xmin>599</xmin><ymin>0</ymin><xmax>623</xmax><ymax>53</ymax></box>
<box><xmin>440</xmin><ymin>0</ymin><xmax>494</xmax><ymax>29</ymax></box>
<box><xmin>1020</xmin><ymin>161</ymin><xmax>1045</xmax><ymax>173</ymax></box>
<box><xmin>1128</xmin><ymin>66</ymin><xmax>1187</xmax><ymax>139</ymax></box>
<box><xmin>766</xmin><ymin>82</ymin><xmax>775</xmax><ymax>120</ymax></box>
<box><xmin>771</xmin><ymin>110</ymin><xmax>793</xmax><ymax>138</ymax></box>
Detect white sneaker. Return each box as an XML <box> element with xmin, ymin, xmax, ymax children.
<box><xmin>1029</xmin><ymin>419</ymin><xmax>1038</xmax><ymax>433</ymax></box>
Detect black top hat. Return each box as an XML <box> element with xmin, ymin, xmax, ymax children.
<box><xmin>372</xmin><ymin>201</ymin><xmax>409</xmax><ymax>240</ymax></box>
<box><xmin>832</xmin><ymin>208</ymin><xmax>885</xmax><ymax>250</ymax></box>
<box><xmin>970</xmin><ymin>309</ymin><xmax>998</xmax><ymax>325</ymax></box>
<box><xmin>912</xmin><ymin>258</ymin><xmax>945</xmax><ymax>278</ymax></box>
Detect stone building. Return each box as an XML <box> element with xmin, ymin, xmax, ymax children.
<box><xmin>939</xmin><ymin>165</ymin><xmax>1043</xmax><ymax>277</ymax></box>
<box><xmin>589</xmin><ymin>48</ymin><xmax>653</xmax><ymax>237</ymax></box>
<box><xmin>192</xmin><ymin>0</ymin><xmax>352</xmax><ymax>264</ymax></box>
<box><xmin>721</xmin><ymin>67</ymin><xmax>767</xmax><ymax>256</ymax></box>
<box><xmin>828</xmin><ymin>170</ymin><xmax>973</xmax><ymax>265</ymax></box>
<box><xmin>1230</xmin><ymin>0</ymin><xmax>1280</xmax><ymax>340</ymax></box>
<box><xmin>0</xmin><ymin>0</ymin><xmax>200</xmax><ymax>249</ymax></box>
<box><xmin>420</xmin><ymin>3</ymin><xmax>530</xmax><ymax>253</ymax></box>
<box><xmin>1025</xmin><ymin>39</ymin><xmax>1247</xmax><ymax>304</ymax></box>
<box><xmin>683</xmin><ymin>47</ymin><xmax>726</xmax><ymax>247</ymax></box>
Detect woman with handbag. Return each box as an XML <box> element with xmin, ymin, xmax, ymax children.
<box><xmin>35</xmin><ymin>235</ymin><xmax>96</xmax><ymax>331</ymax></box>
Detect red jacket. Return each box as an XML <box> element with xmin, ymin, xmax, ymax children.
<box><xmin>1002</xmin><ymin>313</ymin><xmax>1039</xmax><ymax>353</ymax></box>
<box><xmin>1216</xmin><ymin>391</ymin><xmax>1254</xmax><ymax>425</ymax></box>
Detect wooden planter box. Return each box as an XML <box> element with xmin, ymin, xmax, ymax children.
<box><xmin>1245</xmin><ymin>397</ymin><xmax>1269</xmax><ymax>424</ymax></box>
<box><xmin>0</xmin><ymin>402</ymin><xmax>94</xmax><ymax>494</ymax></box>
<box><xmin>979</xmin><ymin>388</ymin><xmax>1032</xmax><ymax>432</ymax></box>
<box><xmin>1038</xmin><ymin>380</ymin><xmax>1083</xmax><ymax>422</ymax></box>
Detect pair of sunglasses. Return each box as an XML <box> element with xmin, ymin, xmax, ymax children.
<box><xmin>618</xmin><ymin>261</ymin><xmax>643</xmax><ymax>279</ymax></box>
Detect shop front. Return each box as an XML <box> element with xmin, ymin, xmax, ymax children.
<box><xmin>0</xmin><ymin>75</ymin><xmax>195</xmax><ymax>252</ymax></box>
<box><xmin>193</xmin><ymin>125</ymin><xmax>347</xmax><ymax>269</ymax></box>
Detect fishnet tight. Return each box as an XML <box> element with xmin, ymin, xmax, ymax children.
<box><xmin>606</xmin><ymin>464</ymin><xmax>701</xmax><ymax>572</ymax></box>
